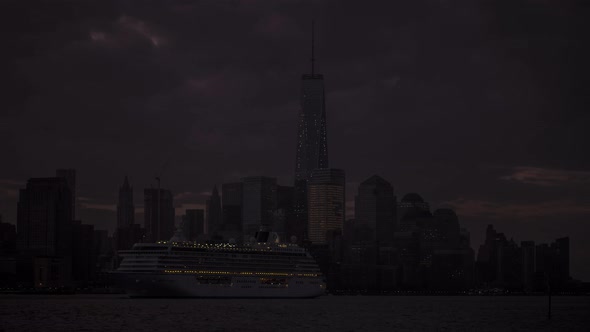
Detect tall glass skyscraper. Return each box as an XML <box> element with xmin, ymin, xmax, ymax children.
<box><xmin>294</xmin><ymin>22</ymin><xmax>328</xmax><ymax>242</ymax></box>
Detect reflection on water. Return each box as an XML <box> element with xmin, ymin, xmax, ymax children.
<box><xmin>0</xmin><ymin>295</ymin><xmax>589</xmax><ymax>331</ymax></box>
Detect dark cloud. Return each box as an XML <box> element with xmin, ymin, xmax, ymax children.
<box><xmin>1</xmin><ymin>0</ymin><xmax>589</xmax><ymax>279</ymax></box>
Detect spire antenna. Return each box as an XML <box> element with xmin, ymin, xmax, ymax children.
<box><xmin>311</xmin><ymin>19</ymin><xmax>315</xmax><ymax>76</ymax></box>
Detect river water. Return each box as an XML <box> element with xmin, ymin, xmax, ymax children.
<box><xmin>1</xmin><ymin>295</ymin><xmax>588</xmax><ymax>331</ymax></box>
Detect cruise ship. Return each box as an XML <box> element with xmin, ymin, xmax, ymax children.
<box><xmin>112</xmin><ymin>231</ymin><xmax>325</xmax><ymax>298</ymax></box>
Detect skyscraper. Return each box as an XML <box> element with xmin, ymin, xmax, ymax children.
<box><xmin>182</xmin><ymin>209</ymin><xmax>205</xmax><ymax>241</ymax></box>
<box><xmin>222</xmin><ymin>182</ymin><xmax>243</xmax><ymax>232</ymax></box>
<box><xmin>144</xmin><ymin>188</ymin><xmax>174</xmax><ymax>242</ymax></box>
<box><xmin>16</xmin><ymin>177</ymin><xmax>73</xmax><ymax>284</ymax></box>
<box><xmin>0</xmin><ymin>216</ymin><xmax>17</xmax><ymax>255</ymax></box>
<box><xmin>117</xmin><ymin>176</ymin><xmax>134</xmax><ymax>228</ymax></box>
<box><xmin>521</xmin><ymin>240</ymin><xmax>535</xmax><ymax>292</ymax></box>
<box><xmin>71</xmin><ymin>220</ymin><xmax>95</xmax><ymax>284</ymax></box>
<box><xmin>115</xmin><ymin>176</ymin><xmax>142</xmax><ymax>251</ymax></box>
<box><xmin>242</xmin><ymin>176</ymin><xmax>277</xmax><ymax>238</ymax></box>
<box><xmin>56</xmin><ymin>169</ymin><xmax>76</xmax><ymax>220</ymax></box>
<box><xmin>205</xmin><ymin>186</ymin><xmax>222</xmax><ymax>235</ymax></box>
<box><xmin>294</xmin><ymin>21</ymin><xmax>329</xmax><ymax>242</ymax></box>
<box><xmin>397</xmin><ymin>193</ymin><xmax>431</xmax><ymax>232</ymax></box>
<box><xmin>273</xmin><ymin>185</ymin><xmax>294</xmax><ymax>242</ymax></box>
<box><xmin>354</xmin><ymin>175</ymin><xmax>396</xmax><ymax>243</ymax></box>
<box><xmin>307</xmin><ymin>169</ymin><xmax>344</xmax><ymax>245</ymax></box>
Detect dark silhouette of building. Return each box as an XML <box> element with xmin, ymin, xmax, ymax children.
<box><xmin>536</xmin><ymin>237</ymin><xmax>570</xmax><ymax>290</ymax></box>
<box><xmin>476</xmin><ymin>224</ymin><xmax>508</xmax><ymax>287</ymax></box>
<box><xmin>56</xmin><ymin>169</ymin><xmax>76</xmax><ymax>220</ymax></box>
<box><xmin>115</xmin><ymin>177</ymin><xmax>142</xmax><ymax>252</ymax></box>
<box><xmin>117</xmin><ymin>176</ymin><xmax>134</xmax><ymax>228</ymax></box>
<box><xmin>205</xmin><ymin>186</ymin><xmax>222</xmax><ymax>235</ymax></box>
<box><xmin>16</xmin><ymin>177</ymin><xmax>73</xmax><ymax>286</ymax></box>
<box><xmin>33</xmin><ymin>256</ymin><xmax>71</xmax><ymax>288</ymax></box>
<box><xmin>144</xmin><ymin>188</ymin><xmax>174</xmax><ymax>242</ymax></box>
<box><xmin>553</xmin><ymin>237</ymin><xmax>570</xmax><ymax>286</ymax></box>
<box><xmin>307</xmin><ymin>169</ymin><xmax>344</xmax><ymax>245</ymax></box>
<box><xmin>0</xmin><ymin>216</ymin><xmax>16</xmax><ymax>255</ymax></box>
<box><xmin>354</xmin><ymin>175</ymin><xmax>396</xmax><ymax>243</ymax></box>
<box><xmin>71</xmin><ymin>220</ymin><xmax>95</xmax><ymax>285</ymax></box>
<box><xmin>476</xmin><ymin>225</ymin><xmax>570</xmax><ymax>291</ymax></box>
<box><xmin>221</xmin><ymin>182</ymin><xmax>243</xmax><ymax>233</ymax></box>
<box><xmin>182</xmin><ymin>209</ymin><xmax>205</xmax><ymax>241</ymax></box>
<box><xmin>397</xmin><ymin>193</ymin><xmax>431</xmax><ymax>232</ymax></box>
<box><xmin>521</xmin><ymin>240</ymin><xmax>535</xmax><ymax>292</ymax></box>
<box><xmin>336</xmin><ymin>188</ymin><xmax>475</xmax><ymax>293</ymax></box>
<box><xmin>294</xmin><ymin>22</ymin><xmax>329</xmax><ymax>243</ymax></box>
<box><xmin>275</xmin><ymin>185</ymin><xmax>294</xmax><ymax>242</ymax></box>
<box><xmin>0</xmin><ymin>216</ymin><xmax>17</xmax><ymax>286</ymax></box>
<box><xmin>115</xmin><ymin>223</ymin><xmax>143</xmax><ymax>253</ymax></box>
<box><xmin>242</xmin><ymin>176</ymin><xmax>277</xmax><ymax>239</ymax></box>
<box><xmin>94</xmin><ymin>229</ymin><xmax>113</xmax><ymax>274</ymax></box>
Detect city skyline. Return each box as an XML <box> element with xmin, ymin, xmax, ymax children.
<box><xmin>1</xmin><ymin>0</ymin><xmax>588</xmax><ymax>283</ymax></box>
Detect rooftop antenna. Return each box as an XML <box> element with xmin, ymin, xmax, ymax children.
<box><xmin>311</xmin><ymin>19</ymin><xmax>315</xmax><ymax>76</ymax></box>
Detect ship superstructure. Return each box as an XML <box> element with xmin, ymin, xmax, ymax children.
<box><xmin>113</xmin><ymin>232</ymin><xmax>325</xmax><ymax>298</ymax></box>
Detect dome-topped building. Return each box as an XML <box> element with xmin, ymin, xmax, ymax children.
<box><xmin>399</xmin><ymin>193</ymin><xmax>430</xmax><ymax>211</ymax></box>
<box><xmin>397</xmin><ymin>192</ymin><xmax>431</xmax><ymax>232</ymax></box>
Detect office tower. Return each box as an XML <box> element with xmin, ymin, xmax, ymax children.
<box><xmin>56</xmin><ymin>169</ymin><xmax>76</xmax><ymax>220</ymax></box>
<box><xmin>521</xmin><ymin>241</ymin><xmax>535</xmax><ymax>292</ymax></box>
<box><xmin>397</xmin><ymin>193</ymin><xmax>431</xmax><ymax>232</ymax></box>
<box><xmin>553</xmin><ymin>237</ymin><xmax>570</xmax><ymax>284</ymax></box>
<box><xmin>182</xmin><ymin>209</ymin><xmax>205</xmax><ymax>241</ymax></box>
<box><xmin>242</xmin><ymin>176</ymin><xmax>277</xmax><ymax>238</ymax></box>
<box><xmin>16</xmin><ymin>177</ymin><xmax>73</xmax><ymax>285</ymax></box>
<box><xmin>0</xmin><ymin>216</ymin><xmax>16</xmax><ymax>255</ymax></box>
<box><xmin>307</xmin><ymin>169</ymin><xmax>345</xmax><ymax>245</ymax></box>
<box><xmin>115</xmin><ymin>223</ymin><xmax>143</xmax><ymax>252</ymax></box>
<box><xmin>476</xmin><ymin>224</ymin><xmax>504</xmax><ymax>284</ymax></box>
<box><xmin>94</xmin><ymin>229</ymin><xmax>113</xmax><ymax>273</ymax></box>
<box><xmin>71</xmin><ymin>220</ymin><xmax>95</xmax><ymax>284</ymax></box>
<box><xmin>536</xmin><ymin>237</ymin><xmax>570</xmax><ymax>289</ymax></box>
<box><xmin>476</xmin><ymin>224</ymin><xmax>522</xmax><ymax>289</ymax></box>
<box><xmin>294</xmin><ymin>22</ymin><xmax>329</xmax><ymax>242</ymax></box>
<box><xmin>354</xmin><ymin>175</ymin><xmax>396</xmax><ymax>243</ymax></box>
<box><xmin>277</xmin><ymin>185</ymin><xmax>294</xmax><ymax>214</ymax></box>
<box><xmin>205</xmin><ymin>186</ymin><xmax>222</xmax><ymax>235</ymax></box>
<box><xmin>276</xmin><ymin>185</ymin><xmax>294</xmax><ymax>240</ymax></box>
<box><xmin>115</xmin><ymin>176</ymin><xmax>142</xmax><ymax>251</ymax></box>
<box><xmin>144</xmin><ymin>188</ymin><xmax>175</xmax><ymax>242</ymax></box>
<box><xmin>433</xmin><ymin>208</ymin><xmax>461</xmax><ymax>246</ymax></box>
<box><xmin>117</xmin><ymin>176</ymin><xmax>135</xmax><ymax>228</ymax></box>
<box><xmin>222</xmin><ymin>182</ymin><xmax>243</xmax><ymax>232</ymax></box>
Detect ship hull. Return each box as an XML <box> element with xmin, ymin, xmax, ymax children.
<box><xmin>112</xmin><ymin>273</ymin><xmax>325</xmax><ymax>298</ymax></box>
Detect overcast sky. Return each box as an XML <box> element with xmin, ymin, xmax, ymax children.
<box><xmin>1</xmin><ymin>0</ymin><xmax>589</xmax><ymax>279</ymax></box>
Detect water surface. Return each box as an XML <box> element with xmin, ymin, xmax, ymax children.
<box><xmin>1</xmin><ymin>295</ymin><xmax>588</xmax><ymax>331</ymax></box>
